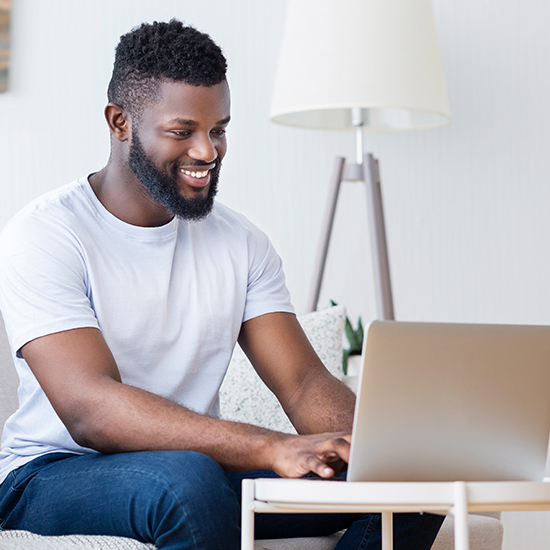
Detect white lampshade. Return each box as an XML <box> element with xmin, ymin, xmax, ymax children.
<box><xmin>270</xmin><ymin>0</ymin><xmax>451</xmax><ymax>132</ymax></box>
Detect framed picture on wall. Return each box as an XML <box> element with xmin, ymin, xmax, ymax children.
<box><xmin>0</xmin><ymin>0</ymin><xmax>10</xmax><ymax>93</ymax></box>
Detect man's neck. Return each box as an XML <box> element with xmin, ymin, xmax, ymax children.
<box><xmin>88</xmin><ymin>164</ymin><xmax>174</xmax><ymax>228</ymax></box>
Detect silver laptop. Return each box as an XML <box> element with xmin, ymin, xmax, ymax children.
<box><xmin>347</xmin><ymin>321</ymin><xmax>550</xmax><ymax>482</ymax></box>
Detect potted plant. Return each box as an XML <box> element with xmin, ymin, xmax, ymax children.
<box><xmin>343</xmin><ymin>315</ymin><xmax>363</xmax><ymax>375</ymax></box>
<box><xmin>331</xmin><ymin>301</ymin><xmax>363</xmax><ymax>392</ymax></box>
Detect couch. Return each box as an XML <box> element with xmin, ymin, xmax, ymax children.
<box><xmin>0</xmin><ymin>307</ymin><xmax>503</xmax><ymax>549</ymax></box>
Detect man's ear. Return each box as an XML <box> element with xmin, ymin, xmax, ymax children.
<box><xmin>104</xmin><ymin>103</ymin><xmax>131</xmax><ymax>142</ymax></box>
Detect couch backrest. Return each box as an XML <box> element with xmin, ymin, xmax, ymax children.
<box><xmin>0</xmin><ymin>314</ymin><xmax>19</xmax><ymax>433</ymax></box>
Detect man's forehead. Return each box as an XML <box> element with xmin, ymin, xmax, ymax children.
<box><xmin>166</xmin><ymin>115</ymin><xmax>231</xmax><ymax>127</ymax></box>
<box><xmin>144</xmin><ymin>80</ymin><xmax>231</xmax><ymax>121</ymax></box>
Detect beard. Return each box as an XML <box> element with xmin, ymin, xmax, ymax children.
<box><xmin>128</xmin><ymin>132</ymin><xmax>219</xmax><ymax>222</ymax></box>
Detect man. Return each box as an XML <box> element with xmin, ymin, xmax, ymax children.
<box><xmin>0</xmin><ymin>20</ymin><xmax>443</xmax><ymax>549</ymax></box>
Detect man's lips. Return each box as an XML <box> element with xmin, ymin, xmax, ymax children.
<box><xmin>178</xmin><ymin>163</ymin><xmax>217</xmax><ymax>188</ymax></box>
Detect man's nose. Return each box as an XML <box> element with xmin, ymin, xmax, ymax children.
<box><xmin>188</xmin><ymin>134</ymin><xmax>217</xmax><ymax>163</ymax></box>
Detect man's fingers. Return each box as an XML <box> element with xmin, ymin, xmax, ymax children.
<box><xmin>316</xmin><ymin>435</ymin><xmax>351</xmax><ymax>463</ymax></box>
<box><xmin>271</xmin><ymin>431</ymin><xmax>352</xmax><ymax>479</ymax></box>
<box><xmin>306</xmin><ymin>454</ymin><xmax>335</xmax><ymax>478</ymax></box>
<box><xmin>305</xmin><ymin>434</ymin><xmax>351</xmax><ymax>477</ymax></box>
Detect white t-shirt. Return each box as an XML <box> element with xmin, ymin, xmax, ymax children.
<box><xmin>0</xmin><ymin>176</ymin><xmax>294</xmax><ymax>483</ymax></box>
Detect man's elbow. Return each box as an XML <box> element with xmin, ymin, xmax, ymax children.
<box><xmin>58</xmin><ymin>398</ymin><xmax>122</xmax><ymax>453</ymax></box>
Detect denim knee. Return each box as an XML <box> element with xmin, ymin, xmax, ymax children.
<box><xmin>131</xmin><ymin>451</ymin><xmax>241</xmax><ymax>550</ymax></box>
<box><xmin>148</xmin><ymin>450</ymin><xmax>239</xmax><ymax>513</ymax></box>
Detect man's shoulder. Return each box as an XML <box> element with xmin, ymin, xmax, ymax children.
<box><xmin>209</xmin><ymin>201</ymin><xmax>266</xmax><ymax>237</ymax></box>
<box><xmin>0</xmin><ymin>176</ymin><xmax>92</xmax><ymax>255</ymax></box>
<box><xmin>4</xmin><ymin>177</ymin><xmax>89</xmax><ymax>231</ymax></box>
<box><xmin>210</xmin><ymin>200</ymin><xmax>247</xmax><ymax>223</ymax></box>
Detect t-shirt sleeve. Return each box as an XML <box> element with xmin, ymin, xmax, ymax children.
<box><xmin>242</xmin><ymin>224</ymin><xmax>295</xmax><ymax>322</ymax></box>
<box><xmin>0</xmin><ymin>214</ymin><xmax>99</xmax><ymax>357</ymax></box>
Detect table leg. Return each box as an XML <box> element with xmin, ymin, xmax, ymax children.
<box><xmin>242</xmin><ymin>479</ymin><xmax>255</xmax><ymax>550</ymax></box>
<box><xmin>453</xmin><ymin>481</ymin><xmax>470</xmax><ymax>550</ymax></box>
<box><xmin>382</xmin><ymin>511</ymin><xmax>393</xmax><ymax>550</ymax></box>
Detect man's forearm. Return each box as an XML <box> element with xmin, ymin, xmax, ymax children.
<box><xmin>284</xmin><ymin>370</ymin><xmax>356</xmax><ymax>435</ymax></box>
<box><xmin>71</xmin><ymin>378</ymin><xmax>284</xmax><ymax>471</ymax></box>
<box><xmin>70</xmin><ymin>377</ymin><xmax>351</xmax><ymax>479</ymax></box>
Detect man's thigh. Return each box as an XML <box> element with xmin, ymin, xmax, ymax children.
<box><xmin>0</xmin><ymin>450</ymin><xmax>240</xmax><ymax>549</ymax></box>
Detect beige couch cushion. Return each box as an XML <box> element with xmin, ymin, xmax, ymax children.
<box><xmin>0</xmin><ymin>313</ymin><xmax>18</xmax><ymax>428</ymax></box>
<box><xmin>432</xmin><ymin>514</ymin><xmax>503</xmax><ymax>550</ymax></box>
<box><xmin>0</xmin><ymin>531</ymin><xmax>154</xmax><ymax>549</ymax></box>
<box><xmin>0</xmin><ymin>530</ymin><xmax>343</xmax><ymax>550</ymax></box>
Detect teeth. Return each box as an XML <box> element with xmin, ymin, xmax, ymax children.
<box><xmin>181</xmin><ymin>169</ymin><xmax>209</xmax><ymax>178</ymax></box>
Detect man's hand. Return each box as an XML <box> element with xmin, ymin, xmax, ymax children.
<box><xmin>270</xmin><ymin>432</ymin><xmax>351</xmax><ymax>479</ymax></box>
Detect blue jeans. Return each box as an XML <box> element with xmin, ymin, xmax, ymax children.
<box><xmin>0</xmin><ymin>451</ymin><xmax>444</xmax><ymax>549</ymax></box>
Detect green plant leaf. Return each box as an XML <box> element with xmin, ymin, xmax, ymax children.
<box><xmin>342</xmin><ymin>349</ymin><xmax>349</xmax><ymax>376</ymax></box>
<box><xmin>344</xmin><ymin>318</ymin><xmax>362</xmax><ymax>352</ymax></box>
<box><xmin>357</xmin><ymin>316</ymin><xmax>364</xmax><ymax>349</ymax></box>
<box><xmin>331</xmin><ymin>299</ymin><xmax>364</xmax><ymax>370</ymax></box>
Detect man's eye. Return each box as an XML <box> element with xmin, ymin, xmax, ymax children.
<box><xmin>211</xmin><ymin>129</ymin><xmax>226</xmax><ymax>136</ymax></box>
<box><xmin>171</xmin><ymin>130</ymin><xmax>191</xmax><ymax>137</ymax></box>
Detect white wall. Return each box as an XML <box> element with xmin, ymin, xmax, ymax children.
<box><xmin>1</xmin><ymin>0</ymin><xmax>550</xmax><ymax>547</ymax></box>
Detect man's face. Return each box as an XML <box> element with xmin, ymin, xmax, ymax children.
<box><xmin>128</xmin><ymin>80</ymin><xmax>230</xmax><ymax>222</ymax></box>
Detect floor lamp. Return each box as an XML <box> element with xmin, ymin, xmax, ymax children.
<box><xmin>270</xmin><ymin>0</ymin><xmax>451</xmax><ymax>319</ymax></box>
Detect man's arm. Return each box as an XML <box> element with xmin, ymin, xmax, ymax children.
<box><xmin>238</xmin><ymin>311</ymin><xmax>356</xmax><ymax>435</ymax></box>
<box><xmin>21</xmin><ymin>322</ymin><xmax>351</xmax><ymax>478</ymax></box>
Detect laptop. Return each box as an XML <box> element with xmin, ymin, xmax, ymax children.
<box><xmin>347</xmin><ymin>320</ymin><xmax>550</xmax><ymax>482</ymax></box>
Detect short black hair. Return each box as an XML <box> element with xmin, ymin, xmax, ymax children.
<box><xmin>107</xmin><ymin>19</ymin><xmax>227</xmax><ymax>118</ymax></box>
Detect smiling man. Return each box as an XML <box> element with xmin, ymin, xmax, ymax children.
<box><xmin>0</xmin><ymin>20</ymin><xmax>443</xmax><ymax>550</ymax></box>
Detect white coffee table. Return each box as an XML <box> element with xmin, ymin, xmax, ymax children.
<box><xmin>241</xmin><ymin>478</ymin><xmax>550</xmax><ymax>550</ymax></box>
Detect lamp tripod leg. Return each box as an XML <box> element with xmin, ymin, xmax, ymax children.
<box><xmin>364</xmin><ymin>153</ymin><xmax>395</xmax><ymax>321</ymax></box>
<box><xmin>307</xmin><ymin>154</ymin><xmax>394</xmax><ymax>320</ymax></box>
<box><xmin>306</xmin><ymin>156</ymin><xmax>346</xmax><ymax>313</ymax></box>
